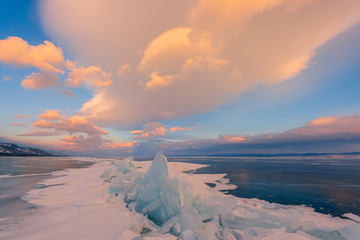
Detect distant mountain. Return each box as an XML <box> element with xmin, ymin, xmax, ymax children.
<box><xmin>0</xmin><ymin>143</ymin><xmax>53</xmax><ymax>156</ymax></box>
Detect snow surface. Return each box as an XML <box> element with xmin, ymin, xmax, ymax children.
<box><xmin>0</xmin><ymin>152</ymin><xmax>359</xmax><ymax>240</ymax></box>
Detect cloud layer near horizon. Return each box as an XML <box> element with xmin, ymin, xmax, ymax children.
<box><xmin>40</xmin><ymin>0</ymin><xmax>360</xmax><ymax>128</ymax></box>
<box><xmin>28</xmin><ymin>110</ymin><xmax>137</xmax><ymax>152</ymax></box>
<box><xmin>162</xmin><ymin>115</ymin><xmax>360</xmax><ymax>155</ymax></box>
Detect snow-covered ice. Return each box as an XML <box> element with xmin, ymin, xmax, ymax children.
<box><xmin>1</xmin><ymin>152</ymin><xmax>359</xmax><ymax>240</ymax></box>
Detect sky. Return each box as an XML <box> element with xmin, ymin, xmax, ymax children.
<box><xmin>1</xmin><ymin>0</ymin><xmax>360</xmax><ymax>156</ymax></box>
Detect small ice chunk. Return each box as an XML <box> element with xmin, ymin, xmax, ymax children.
<box><xmin>114</xmin><ymin>156</ymin><xmax>137</xmax><ymax>174</ymax></box>
<box><xmin>179</xmin><ymin>230</ymin><xmax>197</xmax><ymax>240</ymax></box>
<box><xmin>178</xmin><ymin>207</ymin><xmax>203</xmax><ymax>232</ymax></box>
<box><xmin>100</xmin><ymin>167</ymin><xmax>115</xmax><ymax>182</ymax></box>
<box><xmin>197</xmin><ymin>222</ymin><xmax>219</xmax><ymax>240</ymax></box>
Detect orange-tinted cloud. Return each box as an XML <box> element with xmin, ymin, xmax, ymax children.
<box><xmin>131</xmin><ymin>122</ymin><xmax>167</xmax><ymax>139</ymax></box>
<box><xmin>62</xmin><ymin>89</ymin><xmax>76</xmax><ymax>98</ymax></box>
<box><xmin>61</xmin><ymin>134</ymin><xmax>137</xmax><ymax>152</ymax></box>
<box><xmin>117</xmin><ymin>63</ymin><xmax>132</xmax><ymax>77</ymax></box>
<box><xmin>33</xmin><ymin>120</ymin><xmax>57</xmax><ymax>128</ymax></box>
<box><xmin>0</xmin><ymin>36</ymin><xmax>113</xmax><ymax>92</ymax></box>
<box><xmin>104</xmin><ymin>141</ymin><xmax>138</xmax><ymax>149</ymax></box>
<box><xmin>129</xmin><ymin>130</ymin><xmax>143</xmax><ymax>135</ymax></box>
<box><xmin>33</xmin><ymin>110</ymin><xmax>107</xmax><ymax>135</ymax></box>
<box><xmin>12</xmin><ymin>122</ymin><xmax>26</xmax><ymax>127</ymax></box>
<box><xmin>220</xmin><ymin>135</ymin><xmax>246</xmax><ymax>143</ymax></box>
<box><xmin>39</xmin><ymin>0</ymin><xmax>358</xmax><ymax>127</ymax></box>
<box><xmin>307</xmin><ymin>115</ymin><xmax>338</xmax><ymax>126</ymax></box>
<box><xmin>16</xmin><ymin>130</ymin><xmax>65</xmax><ymax>137</ymax></box>
<box><xmin>169</xmin><ymin>124</ymin><xmax>199</xmax><ymax>133</ymax></box>
<box><xmin>61</xmin><ymin>134</ymin><xmax>111</xmax><ymax>150</ymax></box>
<box><xmin>0</xmin><ymin>36</ymin><xmax>64</xmax><ymax>72</ymax></box>
<box><xmin>14</xmin><ymin>114</ymin><xmax>30</xmax><ymax>118</ymax></box>
<box><xmin>21</xmin><ymin>72</ymin><xmax>60</xmax><ymax>90</ymax></box>
<box><xmin>289</xmin><ymin>115</ymin><xmax>360</xmax><ymax>137</ymax></box>
<box><xmin>65</xmin><ymin>61</ymin><xmax>112</xmax><ymax>87</ymax></box>
<box><xmin>164</xmin><ymin>115</ymin><xmax>360</xmax><ymax>155</ymax></box>
<box><xmin>37</xmin><ymin>109</ymin><xmax>62</xmax><ymax>120</ymax></box>
<box><xmin>56</xmin><ymin>116</ymin><xmax>108</xmax><ymax>135</ymax></box>
<box><xmin>32</xmin><ymin>110</ymin><xmax>114</xmax><ymax>151</ymax></box>
<box><xmin>3</xmin><ymin>75</ymin><xmax>11</xmax><ymax>81</ymax></box>
<box><xmin>145</xmin><ymin>72</ymin><xmax>174</xmax><ymax>90</ymax></box>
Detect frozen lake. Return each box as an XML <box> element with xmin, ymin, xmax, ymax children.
<box><xmin>136</xmin><ymin>155</ymin><xmax>360</xmax><ymax>217</ymax></box>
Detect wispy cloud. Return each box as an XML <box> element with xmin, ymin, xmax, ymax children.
<box><xmin>169</xmin><ymin>124</ymin><xmax>200</xmax><ymax>133</ymax></box>
<box><xmin>2</xmin><ymin>75</ymin><xmax>11</xmax><ymax>82</ymax></box>
<box><xmin>14</xmin><ymin>114</ymin><xmax>30</xmax><ymax>119</ymax></box>
<box><xmin>37</xmin><ymin>109</ymin><xmax>62</xmax><ymax>120</ymax></box>
<box><xmin>130</xmin><ymin>122</ymin><xmax>200</xmax><ymax>140</ymax></box>
<box><xmin>163</xmin><ymin>115</ymin><xmax>360</xmax><ymax>155</ymax></box>
<box><xmin>31</xmin><ymin>109</ymin><xmax>135</xmax><ymax>152</ymax></box>
<box><xmin>21</xmin><ymin>72</ymin><xmax>60</xmax><ymax>90</ymax></box>
<box><xmin>12</xmin><ymin>122</ymin><xmax>26</xmax><ymax>127</ymax></box>
<box><xmin>16</xmin><ymin>130</ymin><xmax>65</xmax><ymax>137</ymax></box>
<box><xmin>131</xmin><ymin>122</ymin><xmax>167</xmax><ymax>139</ymax></box>
<box><xmin>104</xmin><ymin>141</ymin><xmax>138</xmax><ymax>149</ymax></box>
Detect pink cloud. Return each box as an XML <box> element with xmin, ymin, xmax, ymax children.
<box><xmin>16</xmin><ymin>130</ymin><xmax>65</xmax><ymax>137</ymax></box>
<box><xmin>130</xmin><ymin>130</ymin><xmax>144</xmax><ymax>135</ymax></box>
<box><xmin>40</xmin><ymin>0</ymin><xmax>360</xmax><ymax>127</ymax></box>
<box><xmin>0</xmin><ymin>36</ymin><xmax>64</xmax><ymax>72</ymax></box>
<box><xmin>62</xmin><ymin>134</ymin><xmax>111</xmax><ymax>150</ymax></box>
<box><xmin>62</xmin><ymin>89</ymin><xmax>76</xmax><ymax>98</ymax></box>
<box><xmin>145</xmin><ymin>71</ymin><xmax>174</xmax><ymax>90</ymax></box>
<box><xmin>33</xmin><ymin>120</ymin><xmax>57</xmax><ymax>128</ymax></box>
<box><xmin>34</xmin><ymin>110</ymin><xmax>107</xmax><ymax>135</ymax></box>
<box><xmin>220</xmin><ymin>135</ymin><xmax>246</xmax><ymax>143</ymax></box>
<box><xmin>131</xmin><ymin>122</ymin><xmax>167</xmax><ymax>139</ymax></box>
<box><xmin>21</xmin><ymin>72</ymin><xmax>60</xmax><ymax>90</ymax></box>
<box><xmin>0</xmin><ymin>36</ymin><xmax>113</xmax><ymax>91</ymax></box>
<box><xmin>116</xmin><ymin>63</ymin><xmax>132</xmax><ymax>77</ymax></box>
<box><xmin>169</xmin><ymin>124</ymin><xmax>200</xmax><ymax>133</ymax></box>
<box><xmin>12</xmin><ymin>122</ymin><xmax>26</xmax><ymax>127</ymax></box>
<box><xmin>56</xmin><ymin>116</ymin><xmax>108</xmax><ymax>135</ymax></box>
<box><xmin>104</xmin><ymin>141</ymin><xmax>138</xmax><ymax>149</ymax></box>
<box><xmin>307</xmin><ymin>115</ymin><xmax>338</xmax><ymax>126</ymax></box>
<box><xmin>288</xmin><ymin>115</ymin><xmax>360</xmax><ymax>137</ymax></box>
<box><xmin>37</xmin><ymin>109</ymin><xmax>62</xmax><ymax>120</ymax></box>
<box><xmin>3</xmin><ymin>75</ymin><xmax>11</xmax><ymax>81</ymax></box>
<box><xmin>32</xmin><ymin>111</ymin><xmax>115</xmax><ymax>151</ymax></box>
<box><xmin>61</xmin><ymin>134</ymin><xmax>137</xmax><ymax>152</ymax></box>
<box><xmin>14</xmin><ymin>114</ymin><xmax>30</xmax><ymax>118</ymax></box>
<box><xmin>164</xmin><ymin>115</ymin><xmax>360</xmax><ymax>155</ymax></box>
<box><xmin>130</xmin><ymin>122</ymin><xmax>199</xmax><ymax>140</ymax></box>
<box><xmin>65</xmin><ymin>61</ymin><xmax>112</xmax><ymax>87</ymax></box>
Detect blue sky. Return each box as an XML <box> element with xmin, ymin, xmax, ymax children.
<box><xmin>1</xmin><ymin>0</ymin><xmax>360</xmax><ymax>156</ymax></box>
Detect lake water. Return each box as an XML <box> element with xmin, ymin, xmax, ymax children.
<box><xmin>162</xmin><ymin>155</ymin><xmax>360</xmax><ymax>217</ymax></box>
<box><xmin>0</xmin><ymin>157</ymin><xmax>93</xmax><ymax>229</ymax></box>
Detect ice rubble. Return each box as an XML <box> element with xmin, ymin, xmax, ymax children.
<box><xmin>102</xmin><ymin>152</ymin><xmax>360</xmax><ymax>239</ymax></box>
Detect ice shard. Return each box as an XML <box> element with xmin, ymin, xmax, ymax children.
<box><xmin>135</xmin><ymin>151</ymin><xmax>181</xmax><ymax>226</ymax></box>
